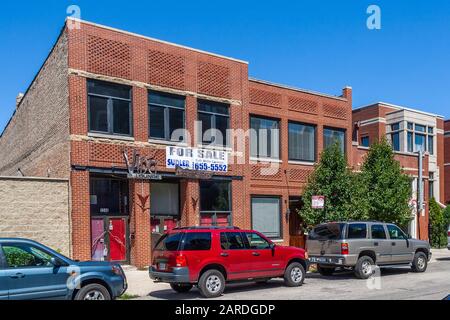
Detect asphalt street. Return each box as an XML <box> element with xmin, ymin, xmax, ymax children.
<box><xmin>136</xmin><ymin>252</ymin><xmax>450</xmax><ymax>300</ymax></box>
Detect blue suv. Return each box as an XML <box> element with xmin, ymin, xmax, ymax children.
<box><xmin>0</xmin><ymin>238</ymin><xmax>127</xmax><ymax>300</ymax></box>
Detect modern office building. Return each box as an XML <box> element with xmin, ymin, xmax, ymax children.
<box><xmin>352</xmin><ymin>102</ymin><xmax>446</xmax><ymax>239</ymax></box>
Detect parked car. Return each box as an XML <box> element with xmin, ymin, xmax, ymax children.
<box><xmin>307</xmin><ymin>221</ymin><xmax>431</xmax><ymax>279</ymax></box>
<box><xmin>149</xmin><ymin>227</ymin><xmax>308</xmax><ymax>298</ymax></box>
<box><xmin>0</xmin><ymin>238</ymin><xmax>127</xmax><ymax>300</ymax></box>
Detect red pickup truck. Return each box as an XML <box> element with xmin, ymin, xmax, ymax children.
<box><xmin>149</xmin><ymin>227</ymin><xmax>308</xmax><ymax>298</ymax></box>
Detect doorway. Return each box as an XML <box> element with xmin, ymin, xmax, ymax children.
<box><xmin>91</xmin><ymin>217</ymin><xmax>129</xmax><ymax>262</ymax></box>
<box><xmin>289</xmin><ymin>197</ymin><xmax>306</xmax><ymax>248</ymax></box>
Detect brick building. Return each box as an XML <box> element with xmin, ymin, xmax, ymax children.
<box><xmin>0</xmin><ymin>19</ymin><xmax>353</xmax><ymax>268</ymax></box>
<box><xmin>352</xmin><ymin>102</ymin><xmax>446</xmax><ymax>240</ymax></box>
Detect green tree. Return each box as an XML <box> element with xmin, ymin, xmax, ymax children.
<box><xmin>360</xmin><ymin>138</ymin><xmax>412</xmax><ymax>228</ymax></box>
<box><xmin>429</xmin><ymin>198</ymin><xmax>446</xmax><ymax>248</ymax></box>
<box><xmin>299</xmin><ymin>141</ymin><xmax>368</xmax><ymax>228</ymax></box>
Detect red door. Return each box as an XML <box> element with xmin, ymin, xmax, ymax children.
<box><xmin>109</xmin><ymin>218</ymin><xmax>127</xmax><ymax>261</ymax></box>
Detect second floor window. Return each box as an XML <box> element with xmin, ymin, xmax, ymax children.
<box><xmin>361</xmin><ymin>136</ymin><xmax>370</xmax><ymax>147</ymax></box>
<box><xmin>288</xmin><ymin>122</ymin><xmax>316</xmax><ymax>162</ymax></box>
<box><xmin>250</xmin><ymin>116</ymin><xmax>280</xmax><ymax>159</ymax></box>
<box><xmin>390</xmin><ymin>122</ymin><xmax>401</xmax><ymax>151</ymax></box>
<box><xmin>88</xmin><ymin>80</ymin><xmax>132</xmax><ymax>136</ymax></box>
<box><xmin>324</xmin><ymin>127</ymin><xmax>346</xmax><ymax>154</ymax></box>
<box><xmin>406</xmin><ymin>122</ymin><xmax>434</xmax><ymax>154</ymax></box>
<box><xmin>149</xmin><ymin>91</ymin><xmax>185</xmax><ymax>141</ymax></box>
<box><xmin>198</xmin><ymin>100</ymin><xmax>230</xmax><ymax>147</ymax></box>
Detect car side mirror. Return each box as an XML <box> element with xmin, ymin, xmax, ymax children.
<box><xmin>270</xmin><ymin>243</ymin><xmax>276</xmax><ymax>256</ymax></box>
<box><xmin>51</xmin><ymin>257</ymin><xmax>62</xmax><ymax>267</ymax></box>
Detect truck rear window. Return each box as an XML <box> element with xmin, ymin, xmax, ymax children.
<box><xmin>309</xmin><ymin>223</ymin><xmax>345</xmax><ymax>240</ymax></box>
<box><xmin>154</xmin><ymin>232</ymin><xmax>212</xmax><ymax>251</ymax></box>
<box><xmin>154</xmin><ymin>233</ymin><xmax>183</xmax><ymax>251</ymax></box>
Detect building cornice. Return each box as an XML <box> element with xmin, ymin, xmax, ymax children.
<box><xmin>354</xmin><ymin>101</ymin><xmax>444</xmax><ymax>119</ymax></box>
<box><xmin>248</xmin><ymin>78</ymin><xmax>348</xmax><ymax>102</ymax></box>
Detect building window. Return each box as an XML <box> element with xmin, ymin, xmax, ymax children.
<box><xmin>198</xmin><ymin>100</ymin><xmax>230</xmax><ymax>147</ymax></box>
<box><xmin>90</xmin><ymin>177</ymin><xmax>129</xmax><ymax>216</ymax></box>
<box><xmin>407</xmin><ymin>132</ymin><xmax>413</xmax><ymax>152</ymax></box>
<box><xmin>406</xmin><ymin>122</ymin><xmax>434</xmax><ymax>154</ymax></box>
<box><xmin>390</xmin><ymin>122</ymin><xmax>401</xmax><ymax>151</ymax></box>
<box><xmin>360</xmin><ymin>136</ymin><xmax>370</xmax><ymax>148</ymax></box>
<box><xmin>427</xmin><ymin>127</ymin><xmax>434</xmax><ymax>155</ymax></box>
<box><xmin>415</xmin><ymin>133</ymin><xmax>426</xmax><ymax>152</ymax></box>
<box><xmin>251</xmin><ymin>197</ymin><xmax>281</xmax><ymax>239</ymax></box>
<box><xmin>200</xmin><ymin>181</ymin><xmax>231</xmax><ymax>226</ymax></box>
<box><xmin>324</xmin><ymin>128</ymin><xmax>346</xmax><ymax>154</ymax></box>
<box><xmin>148</xmin><ymin>91</ymin><xmax>185</xmax><ymax>141</ymax></box>
<box><xmin>88</xmin><ymin>80</ymin><xmax>132</xmax><ymax>136</ymax></box>
<box><xmin>250</xmin><ymin>116</ymin><xmax>280</xmax><ymax>159</ymax></box>
<box><xmin>150</xmin><ymin>182</ymin><xmax>179</xmax><ymax>216</ymax></box>
<box><xmin>429</xmin><ymin>172</ymin><xmax>434</xmax><ymax>200</ymax></box>
<box><xmin>288</xmin><ymin>122</ymin><xmax>316</xmax><ymax>162</ymax></box>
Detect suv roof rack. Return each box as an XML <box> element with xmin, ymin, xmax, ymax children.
<box><xmin>174</xmin><ymin>226</ymin><xmax>241</xmax><ymax>230</ymax></box>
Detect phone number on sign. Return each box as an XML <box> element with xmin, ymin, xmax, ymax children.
<box><xmin>192</xmin><ymin>162</ymin><xmax>228</xmax><ymax>172</ymax></box>
<box><xmin>167</xmin><ymin>159</ymin><xmax>228</xmax><ymax>172</ymax></box>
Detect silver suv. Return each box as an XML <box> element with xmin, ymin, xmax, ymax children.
<box><xmin>307</xmin><ymin>221</ymin><xmax>431</xmax><ymax>279</ymax></box>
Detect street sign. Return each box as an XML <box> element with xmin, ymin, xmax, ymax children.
<box><xmin>312</xmin><ymin>196</ymin><xmax>325</xmax><ymax>209</ymax></box>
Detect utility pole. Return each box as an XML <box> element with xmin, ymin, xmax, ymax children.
<box><xmin>417</xmin><ymin>150</ymin><xmax>424</xmax><ymax>240</ymax></box>
<box><xmin>417</xmin><ymin>149</ymin><xmax>424</xmax><ymax>214</ymax></box>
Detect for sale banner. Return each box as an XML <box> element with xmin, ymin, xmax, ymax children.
<box><xmin>166</xmin><ymin>146</ymin><xmax>228</xmax><ymax>173</ymax></box>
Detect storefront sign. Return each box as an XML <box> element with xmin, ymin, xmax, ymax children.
<box><xmin>312</xmin><ymin>196</ymin><xmax>325</xmax><ymax>209</ymax></box>
<box><xmin>175</xmin><ymin>166</ymin><xmax>213</xmax><ymax>180</ymax></box>
<box><xmin>123</xmin><ymin>150</ymin><xmax>162</xmax><ymax>180</ymax></box>
<box><xmin>166</xmin><ymin>146</ymin><xmax>228</xmax><ymax>173</ymax></box>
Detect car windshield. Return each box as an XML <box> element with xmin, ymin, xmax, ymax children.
<box><xmin>309</xmin><ymin>223</ymin><xmax>345</xmax><ymax>240</ymax></box>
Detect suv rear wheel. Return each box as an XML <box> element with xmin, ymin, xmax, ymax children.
<box><xmin>284</xmin><ymin>262</ymin><xmax>305</xmax><ymax>287</ymax></box>
<box><xmin>354</xmin><ymin>256</ymin><xmax>375</xmax><ymax>279</ymax></box>
<box><xmin>170</xmin><ymin>283</ymin><xmax>193</xmax><ymax>293</ymax></box>
<box><xmin>317</xmin><ymin>264</ymin><xmax>335</xmax><ymax>276</ymax></box>
<box><xmin>198</xmin><ymin>269</ymin><xmax>225</xmax><ymax>298</ymax></box>
<box><xmin>411</xmin><ymin>252</ymin><xmax>427</xmax><ymax>273</ymax></box>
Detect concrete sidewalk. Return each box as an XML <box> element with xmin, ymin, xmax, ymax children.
<box><xmin>122</xmin><ymin>248</ymin><xmax>450</xmax><ymax>298</ymax></box>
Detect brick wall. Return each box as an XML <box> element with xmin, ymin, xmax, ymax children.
<box><xmin>0</xmin><ymin>30</ymin><xmax>70</xmax><ymax>178</ymax></box>
<box><xmin>245</xmin><ymin>80</ymin><xmax>353</xmax><ymax>245</ymax></box>
<box><xmin>0</xmin><ymin>177</ymin><xmax>70</xmax><ymax>255</ymax></box>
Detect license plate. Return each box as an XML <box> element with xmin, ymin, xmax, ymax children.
<box><xmin>158</xmin><ymin>263</ymin><xmax>167</xmax><ymax>270</ymax></box>
<box><xmin>311</xmin><ymin>257</ymin><xmax>327</xmax><ymax>263</ymax></box>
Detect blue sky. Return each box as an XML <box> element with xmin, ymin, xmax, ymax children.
<box><xmin>1</xmin><ymin>0</ymin><xmax>450</xmax><ymax>132</ymax></box>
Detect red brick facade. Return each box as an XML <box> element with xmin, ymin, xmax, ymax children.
<box><xmin>63</xmin><ymin>20</ymin><xmax>352</xmax><ymax>267</ymax></box>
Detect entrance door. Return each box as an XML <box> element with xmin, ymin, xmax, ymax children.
<box><xmin>289</xmin><ymin>197</ymin><xmax>306</xmax><ymax>248</ymax></box>
<box><xmin>91</xmin><ymin>217</ymin><xmax>128</xmax><ymax>262</ymax></box>
<box><xmin>109</xmin><ymin>218</ymin><xmax>127</xmax><ymax>262</ymax></box>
